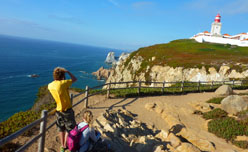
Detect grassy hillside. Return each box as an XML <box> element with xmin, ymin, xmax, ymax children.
<box><xmin>125</xmin><ymin>39</ymin><xmax>248</xmax><ymax>75</ymax></box>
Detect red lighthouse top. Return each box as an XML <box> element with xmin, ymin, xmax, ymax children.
<box><xmin>214</xmin><ymin>13</ymin><xmax>221</xmax><ymax>23</ymax></box>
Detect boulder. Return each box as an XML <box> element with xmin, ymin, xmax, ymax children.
<box><xmin>175</xmin><ymin>143</ymin><xmax>201</xmax><ymax>152</ymax></box>
<box><xmin>221</xmin><ymin>95</ymin><xmax>248</xmax><ymax>115</ymax></box>
<box><xmin>155</xmin><ymin>130</ymin><xmax>169</xmax><ymax>141</ymax></box>
<box><xmin>166</xmin><ymin>133</ymin><xmax>181</xmax><ymax>148</ymax></box>
<box><xmin>215</xmin><ymin>85</ymin><xmax>233</xmax><ymax>95</ymax></box>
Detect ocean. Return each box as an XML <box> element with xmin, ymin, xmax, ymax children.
<box><xmin>0</xmin><ymin>35</ymin><xmax>123</xmax><ymax>122</ymax></box>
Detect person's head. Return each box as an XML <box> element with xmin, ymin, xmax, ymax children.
<box><xmin>53</xmin><ymin>67</ymin><xmax>66</xmax><ymax>80</ymax></box>
<box><xmin>83</xmin><ymin>110</ymin><xmax>93</xmax><ymax>124</ymax></box>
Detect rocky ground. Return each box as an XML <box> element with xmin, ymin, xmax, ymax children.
<box><xmin>11</xmin><ymin>89</ymin><xmax>248</xmax><ymax>152</ymax></box>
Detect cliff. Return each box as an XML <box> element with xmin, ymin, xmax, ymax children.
<box><xmin>105</xmin><ymin>39</ymin><xmax>248</xmax><ymax>87</ymax></box>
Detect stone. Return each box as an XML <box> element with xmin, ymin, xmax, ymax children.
<box><xmin>221</xmin><ymin>95</ymin><xmax>248</xmax><ymax>115</ymax></box>
<box><xmin>215</xmin><ymin>85</ymin><xmax>233</xmax><ymax>95</ymax></box>
<box><xmin>104</xmin><ymin>123</ymin><xmax>115</xmax><ymax>132</ymax></box>
<box><xmin>153</xmin><ymin>145</ymin><xmax>165</xmax><ymax>152</ymax></box>
<box><xmin>194</xmin><ymin>103</ymin><xmax>213</xmax><ymax>112</ymax></box>
<box><xmin>155</xmin><ymin>130</ymin><xmax>169</xmax><ymax>141</ymax></box>
<box><xmin>178</xmin><ymin>128</ymin><xmax>215</xmax><ymax>151</ymax></box>
<box><xmin>235</xmin><ymin>135</ymin><xmax>248</xmax><ymax>141</ymax></box>
<box><xmin>152</xmin><ymin>56</ymin><xmax>156</xmax><ymax>61</ymax></box>
<box><xmin>155</xmin><ymin>106</ymin><xmax>164</xmax><ymax>114</ymax></box>
<box><xmin>167</xmin><ymin>133</ymin><xmax>181</xmax><ymax>148</ymax></box>
<box><xmin>138</xmin><ymin>136</ymin><xmax>147</xmax><ymax>144</ymax></box>
<box><xmin>145</xmin><ymin>103</ymin><xmax>156</xmax><ymax>111</ymax></box>
<box><xmin>175</xmin><ymin>143</ymin><xmax>201</xmax><ymax>152</ymax></box>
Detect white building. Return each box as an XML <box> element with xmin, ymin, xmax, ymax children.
<box><xmin>191</xmin><ymin>14</ymin><xmax>248</xmax><ymax>47</ymax></box>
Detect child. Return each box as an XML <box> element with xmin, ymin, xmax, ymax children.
<box><xmin>78</xmin><ymin>110</ymin><xmax>101</xmax><ymax>152</ymax></box>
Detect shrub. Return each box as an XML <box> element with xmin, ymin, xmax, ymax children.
<box><xmin>203</xmin><ymin>108</ymin><xmax>228</xmax><ymax>120</ymax></box>
<box><xmin>206</xmin><ymin>97</ymin><xmax>224</xmax><ymax>104</ymax></box>
<box><xmin>208</xmin><ymin>117</ymin><xmax>247</xmax><ymax>141</ymax></box>
<box><xmin>0</xmin><ymin>111</ymin><xmax>39</xmax><ymax>139</ymax></box>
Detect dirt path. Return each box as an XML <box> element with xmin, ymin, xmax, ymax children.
<box><xmin>13</xmin><ymin>90</ymin><xmax>248</xmax><ymax>152</ymax></box>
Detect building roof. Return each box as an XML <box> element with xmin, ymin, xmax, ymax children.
<box><xmin>203</xmin><ymin>31</ymin><xmax>209</xmax><ymax>33</ymax></box>
<box><xmin>223</xmin><ymin>34</ymin><xmax>231</xmax><ymax>36</ymax></box>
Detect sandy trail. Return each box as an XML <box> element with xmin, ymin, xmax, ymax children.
<box><xmin>13</xmin><ymin>89</ymin><xmax>248</xmax><ymax>152</ymax></box>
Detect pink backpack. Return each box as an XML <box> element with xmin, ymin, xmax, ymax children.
<box><xmin>67</xmin><ymin>124</ymin><xmax>89</xmax><ymax>151</ymax></box>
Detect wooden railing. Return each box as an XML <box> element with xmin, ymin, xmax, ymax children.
<box><xmin>0</xmin><ymin>80</ymin><xmax>247</xmax><ymax>151</ymax></box>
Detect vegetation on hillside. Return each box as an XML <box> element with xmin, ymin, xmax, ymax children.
<box><xmin>124</xmin><ymin>39</ymin><xmax>248</xmax><ymax>80</ymax></box>
<box><xmin>0</xmin><ymin>86</ymin><xmax>55</xmax><ymax>140</ymax></box>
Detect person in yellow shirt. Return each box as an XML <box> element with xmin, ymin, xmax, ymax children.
<box><xmin>48</xmin><ymin>67</ymin><xmax>77</xmax><ymax>152</ymax></box>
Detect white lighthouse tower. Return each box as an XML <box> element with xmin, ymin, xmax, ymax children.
<box><xmin>211</xmin><ymin>13</ymin><xmax>222</xmax><ymax>36</ymax></box>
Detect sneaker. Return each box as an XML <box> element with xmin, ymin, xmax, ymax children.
<box><xmin>60</xmin><ymin>147</ymin><xmax>65</xmax><ymax>152</ymax></box>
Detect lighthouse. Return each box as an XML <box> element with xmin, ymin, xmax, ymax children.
<box><xmin>211</xmin><ymin>13</ymin><xmax>222</xmax><ymax>36</ymax></box>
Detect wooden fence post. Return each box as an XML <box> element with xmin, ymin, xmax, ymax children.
<box><xmin>107</xmin><ymin>82</ymin><xmax>111</xmax><ymax>99</ymax></box>
<box><xmin>38</xmin><ymin>110</ymin><xmax>48</xmax><ymax>152</ymax></box>
<box><xmin>138</xmin><ymin>80</ymin><xmax>141</xmax><ymax>95</ymax></box>
<box><xmin>162</xmin><ymin>81</ymin><xmax>165</xmax><ymax>94</ymax></box>
<box><xmin>222</xmin><ymin>81</ymin><xmax>225</xmax><ymax>85</ymax></box>
<box><xmin>198</xmin><ymin>81</ymin><xmax>200</xmax><ymax>92</ymax></box>
<box><xmin>85</xmin><ymin>86</ymin><xmax>89</xmax><ymax>108</ymax></box>
<box><xmin>241</xmin><ymin>80</ymin><xmax>243</xmax><ymax>86</ymax></box>
<box><xmin>232</xmin><ymin>80</ymin><xmax>235</xmax><ymax>87</ymax></box>
<box><xmin>70</xmin><ymin>93</ymin><xmax>73</xmax><ymax>105</ymax></box>
<box><xmin>211</xmin><ymin>81</ymin><xmax>213</xmax><ymax>89</ymax></box>
<box><xmin>181</xmin><ymin>81</ymin><xmax>184</xmax><ymax>92</ymax></box>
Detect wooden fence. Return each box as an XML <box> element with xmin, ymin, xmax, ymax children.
<box><xmin>0</xmin><ymin>80</ymin><xmax>247</xmax><ymax>151</ymax></box>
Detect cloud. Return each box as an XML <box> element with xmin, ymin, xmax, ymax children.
<box><xmin>221</xmin><ymin>0</ymin><xmax>248</xmax><ymax>14</ymax></box>
<box><xmin>0</xmin><ymin>17</ymin><xmax>51</xmax><ymax>31</ymax></box>
<box><xmin>186</xmin><ymin>0</ymin><xmax>248</xmax><ymax>15</ymax></box>
<box><xmin>132</xmin><ymin>1</ymin><xmax>155</xmax><ymax>10</ymax></box>
<box><xmin>108</xmin><ymin>0</ymin><xmax>119</xmax><ymax>6</ymax></box>
<box><xmin>49</xmin><ymin>14</ymin><xmax>84</xmax><ymax>25</ymax></box>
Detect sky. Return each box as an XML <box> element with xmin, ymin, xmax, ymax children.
<box><xmin>0</xmin><ymin>0</ymin><xmax>247</xmax><ymax>50</ymax></box>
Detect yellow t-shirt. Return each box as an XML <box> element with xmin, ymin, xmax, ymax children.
<box><xmin>48</xmin><ymin>79</ymin><xmax>72</xmax><ymax>112</ymax></box>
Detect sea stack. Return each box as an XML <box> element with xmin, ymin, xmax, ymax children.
<box><xmin>105</xmin><ymin>52</ymin><xmax>117</xmax><ymax>64</ymax></box>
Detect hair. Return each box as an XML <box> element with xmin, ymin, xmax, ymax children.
<box><xmin>83</xmin><ymin>110</ymin><xmax>93</xmax><ymax>125</ymax></box>
<box><xmin>53</xmin><ymin>67</ymin><xmax>66</xmax><ymax>80</ymax></box>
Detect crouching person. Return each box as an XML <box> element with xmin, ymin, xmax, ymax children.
<box><xmin>78</xmin><ymin>110</ymin><xmax>101</xmax><ymax>152</ymax></box>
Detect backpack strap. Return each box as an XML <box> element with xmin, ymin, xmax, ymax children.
<box><xmin>79</xmin><ymin>124</ymin><xmax>89</xmax><ymax>132</ymax></box>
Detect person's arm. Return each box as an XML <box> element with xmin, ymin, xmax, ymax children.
<box><xmin>89</xmin><ymin>128</ymin><xmax>100</xmax><ymax>142</ymax></box>
<box><xmin>65</xmin><ymin>70</ymin><xmax>77</xmax><ymax>83</ymax></box>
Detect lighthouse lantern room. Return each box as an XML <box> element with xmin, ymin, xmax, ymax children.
<box><xmin>211</xmin><ymin>13</ymin><xmax>222</xmax><ymax>36</ymax></box>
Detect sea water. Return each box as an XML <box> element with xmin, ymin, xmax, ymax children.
<box><xmin>0</xmin><ymin>35</ymin><xmax>123</xmax><ymax>122</ymax></box>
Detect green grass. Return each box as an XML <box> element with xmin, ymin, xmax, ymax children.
<box><xmin>123</xmin><ymin>39</ymin><xmax>248</xmax><ymax>81</ymax></box>
<box><xmin>208</xmin><ymin>117</ymin><xmax>247</xmax><ymax>141</ymax></box>
<box><xmin>203</xmin><ymin>108</ymin><xmax>228</xmax><ymax>120</ymax></box>
<box><xmin>206</xmin><ymin>97</ymin><xmax>224</xmax><ymax>104</ymax></box>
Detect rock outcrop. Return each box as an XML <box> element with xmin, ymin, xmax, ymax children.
<box><xmin>215</xmin><ymin>85</ymin><xmax>233</xmax><ymax>95</ymax></box>
<box><xmin>105</xmin><ymin>52</ymin><xmax>117</xmax><ymax>64</ymax></box>
<box><xmin>93</xmin><ymin>108</ymin><xmax>207</xmax><ymax>152</ymax></box>
<box><xmin>92</xmin><ymin>66</ymin><xmax>113</xmax><ymax>80</ymax></box>
<box><xmin>105</xmin><ymin>54</ymin><xmax>248</xmax><ymax>88</ymax></box>
<box><xmin>145</xmin><ymin>103</ymin><xmax>216</xmax><ymax>152</ymax></box>
<box><xmin>221</xmin><ymin>95</ymin><xmax>248</xmax><ymax>115</ymax></box>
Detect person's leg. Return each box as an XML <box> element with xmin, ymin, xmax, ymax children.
<box><xmin>59</xmin><ymin>131</ymin><xmax>66</xmax><ymax>148</ymax></box>
<box><xmin>56</xmin><ymin>112</ymin><xmax>66</xmax><ymax>151</ymax></box>
<box><xmin>63</xmin><ymin>131</ymin><xmax>68</xmax><ymax>148</ymax></box>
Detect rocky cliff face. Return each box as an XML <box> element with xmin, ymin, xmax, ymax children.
<box><xmin>92</xmin><ymin>66</ymin><xmax>113</xmax><ymax>80</ymax></box>
<box><xmin>105</xmin><ymin>55</ymin><xmax>248</xmax><ymax>88</ymax></box>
